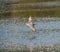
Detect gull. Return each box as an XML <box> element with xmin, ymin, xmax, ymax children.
<box><xmin>26</xmin><ymin>16</ymin><xmax>36</xmax><ymax>31</ymax></box>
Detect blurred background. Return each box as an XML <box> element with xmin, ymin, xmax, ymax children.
<box><xmin>0</xmin><ymin>0</ymin><xmax>60</xmax><ymax>18</ymax></box>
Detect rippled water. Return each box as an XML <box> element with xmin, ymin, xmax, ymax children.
<box><xmin>12</xmin><ymin>2</ymin><xmax>60</xmax><ymax>6</ymax></box>
<box><xmin>0</xmin><ymin>17</ymin><xmax>60</xmax><ymax>49</ymax></box>
<box><xmin>0</xmin><ymin>1</ymin><xmax>60</xmax><ymax>14</ymax></box>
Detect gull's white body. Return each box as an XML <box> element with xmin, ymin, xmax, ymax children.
<box><xmin>26</xmin><ymin>16</ymin><xmax>36</xmax><ymax>31</ymax></box>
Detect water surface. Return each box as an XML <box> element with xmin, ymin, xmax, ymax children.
<box><xmin>0</xmin><ymin>17</ymin><xmax>60</xmax><ymax>49</ymax></box>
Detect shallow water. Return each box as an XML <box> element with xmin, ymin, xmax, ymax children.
<box><xmin>0</xmin><ymin>17</ymin><xmax>60</xmax><ymax>49</ymax></box>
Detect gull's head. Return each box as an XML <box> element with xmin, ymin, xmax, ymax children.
<box><xmin>28</xmin><ymin>16</ymin><xmax>32</xmax><ymax>22</ymax></box>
